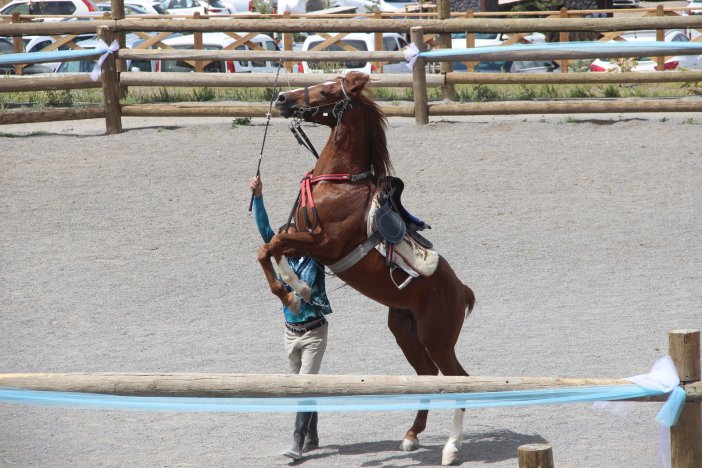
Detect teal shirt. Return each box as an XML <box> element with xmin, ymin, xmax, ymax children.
<box><xmin>253</xmin><ymin>196</ymin><xmax>332</xmax><ymax>323</ymax></box>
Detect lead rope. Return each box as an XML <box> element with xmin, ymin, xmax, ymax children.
<box><xmin>248</xmin><ymin>65</ymin><xmax>283</xmax><ymax>212</ymax></box>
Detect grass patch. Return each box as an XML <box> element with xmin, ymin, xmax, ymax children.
<box><xmin>0</xmin><ymin>81</ymin><xmax>697</xmax><ymax>110</ymax></box>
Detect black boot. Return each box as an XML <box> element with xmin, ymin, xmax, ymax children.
<box><xmin>283</xmin><ymin>412</ymin><xmax>312</xmax><ymax>460</ymax></box>
<box><xmin>302</xmin><ymin>412</ymin><xmax>319</xmax><ymax>452</ymax></box>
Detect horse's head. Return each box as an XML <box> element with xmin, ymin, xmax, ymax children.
<box><xmin>275</xmin><ymin>72</ymin><xmax>370</xmax><ymax>125</ymax></box>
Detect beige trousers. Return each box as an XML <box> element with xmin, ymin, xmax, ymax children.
<box><xmin>284</xmin><ymin>322</ymin><xmax>328</xmax><ymax>375</ymax></box>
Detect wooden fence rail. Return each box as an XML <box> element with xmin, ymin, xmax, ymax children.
<box><xmin>2</xmin><ymin>13</ymin><xmax>702</xmax><ymax>132</ymax></box>
<box><xmin>0</xmin><ymin>330</ymin><xmax>699</xmax><ymax>467</ymax></box>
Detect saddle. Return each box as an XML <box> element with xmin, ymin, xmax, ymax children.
<box><xmin>375</xmin><ymin>177</ymin><xmax>433</xmax><ymax>249</ymax></box>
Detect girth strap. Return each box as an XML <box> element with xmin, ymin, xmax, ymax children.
<box><xmin>328</xmin><ymin>232</ymin><xmax>383</xmax><ymax>273</ymax></box>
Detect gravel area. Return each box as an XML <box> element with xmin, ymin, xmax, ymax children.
<box><xmin>1</xmin><ymin>111</ymin><xmax>700</xmax><ymax>467</ymax></box>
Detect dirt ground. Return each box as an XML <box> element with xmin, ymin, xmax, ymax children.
<box><xmin>1</xmin><ymin>110</ymin><xmax>701</xmax><ymax>467</ymax></box>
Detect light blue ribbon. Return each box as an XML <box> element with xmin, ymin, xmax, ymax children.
<box><xmin>404</xmin><ymin>41</ymin><xmax>702</xmax><ymax>69</ymax></box>
<box><xmin>0</xmin><ymin>383</ymin><xmax>686</xmax><ymax>426</ymax></box>
<box><xmin>0</xmin><ymin>357</ymin><xmax>687</xmax><ymax>427</ymax></box>
<box><xmin>0</xmin><ymin>48</ymin><xmax>105</xmax><ymax>66</ymax></box>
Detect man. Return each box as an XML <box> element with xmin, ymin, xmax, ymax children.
<box><xmin>250</xmin><ymin>175</ymin><xmax>332</xmax><ymax>460</ymax></box>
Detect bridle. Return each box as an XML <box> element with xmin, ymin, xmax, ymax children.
<box><xmin>289</xmin><ymin>78</ymin><xmax>353</xmax><ymax>157</ymax></box>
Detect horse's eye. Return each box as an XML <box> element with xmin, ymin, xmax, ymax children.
<box><xmin>320</xmin><ymin>90</ymin><xmax>330</xmax><ymax>97</ymax></box>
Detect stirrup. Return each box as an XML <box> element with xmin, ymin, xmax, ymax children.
<box><xmin>390</xmin><ymin>265</ymin><xmax>412</xmax><ymax>290</ymax></box>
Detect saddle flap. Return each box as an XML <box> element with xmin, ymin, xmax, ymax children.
<box><xmin>375</xmin><ymin>201</ymin><xmax>406</xmax><ymax>245</ymax></box>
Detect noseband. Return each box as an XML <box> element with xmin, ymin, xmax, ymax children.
<box><xmin>292</xmin><ymin>79</ymin><xmax>353</xmax><ymax>144</ymax></box>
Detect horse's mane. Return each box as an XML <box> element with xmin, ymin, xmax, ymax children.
<box><xmin>357</xmin><ymin>92</ymin><xmax>393</xmax><ymax>179</ymax></box>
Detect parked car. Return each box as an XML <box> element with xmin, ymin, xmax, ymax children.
<box><xmin>685</xmin><ymin>0</ymin><xmax>702</xmax><ymax>15</ymax></box>
<box><xmin>0</xmin><ymin>0</ymin><xmax>97</xmax><ymax>16</ymax></box>
<box><xmin>589</xmin><ymin>30</ymin><xmax>701</xmax><ymax>72</ymax></box>
<box><xmin>155</xmin><ymin>32</ymin><xmax>279</xmax><ymax>73</ymax></box>
<box><xmin>613</xmin><ymin>0</ymin><xmax>640</xmax><ymax>8</ymax></box>
<box><xmin>277</xmin><ymin>0</ymin><xmax>403</xmax><ymax>13</ymax></box>
<box><xmin>127</xmin><ymin>0</ymin><xmax>168</xmax><ymax>13</ymax></box>
<box><xmin>471</xmin><ymin>60</ymin><xmax>560</xmax><ymax>73</ymax></box>
<box><xmin>96</xmin><ymin>2</ymin><xmax>161</xmax><ymax>14</ymax></box>
<box><xmin>160</xmin><ymin>0</ymin><xmax>234</xmax><ymax>14</ymax></box>
<box><xmin>297</xmin><ymin>32</ymin><xmax>409</xmax><ymax>74</ymax></box>
<box><xmin>449</xmin><ymin>32</ymin><xmax>547</xmax><ymax>72</ymax></box>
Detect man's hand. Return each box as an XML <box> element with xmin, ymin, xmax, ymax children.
<box><xmin>250</xmin><ymin>176</ymin><xmax>263</xmax><ymax>197</ymax></box>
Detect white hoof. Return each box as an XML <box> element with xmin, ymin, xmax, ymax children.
<box><xmin>441</xmin><ymin>445</ymin><xmax>459</xmax><ymax>466</ymax></box>
<box><xmin>400</xmin><ymin>437</ymin><xmax>419</xmax><ymax>451</ymax></box>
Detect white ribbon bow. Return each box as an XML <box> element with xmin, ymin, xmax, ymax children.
<box><xmin>403</xmin><ymin>43</ymin><xmax>420</xmax><ymax>70</ymax></box>
<box><xmin>90</xmin><ymin>39</ymin><xmax>120</xmax><ymax>82</ymax></box>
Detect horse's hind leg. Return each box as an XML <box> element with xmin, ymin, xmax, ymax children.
<box><xmin>388</xmin><ymin>308</ymin><xmax>438</xmax><ymax>452</ymax></box>
<box><xmin>420</xmin><ymin>332</ymin><xmax>470</xmax><ymax>466</ymax></box>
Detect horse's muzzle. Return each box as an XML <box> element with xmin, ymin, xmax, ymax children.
<box><xmin>275</xmin><ymin>94</ymin><xmax>297</xmax><ymax>118</ymax></box>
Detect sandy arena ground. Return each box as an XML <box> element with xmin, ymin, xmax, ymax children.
<box><xmin>1</xmin><ymin>110</ymin><xmax>701</xmax><ymax>467</ymax></box>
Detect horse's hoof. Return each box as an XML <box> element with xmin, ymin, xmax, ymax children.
<box><xmin>441</xmin><ymin>448</ymin><xmax>458</xmax><ymax>466</ymax></box>
<box><xmin>400</xmin><ymin>437</ymin><xmax>419</xmax><ymax>451</ymax></box>
<box><xmin>441</xmin><ymin>445</ymin><xmax>459</xmax><ymax>466</ymax></box>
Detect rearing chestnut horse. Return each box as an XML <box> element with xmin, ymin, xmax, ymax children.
<box><xmin>258</xmin><ymin>71</ymin><xmax>476</xmax><ymax>465</ymax></box>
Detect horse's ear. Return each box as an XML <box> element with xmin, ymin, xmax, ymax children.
<box><xmin>344</xmin><ymin>71</ymin><xmax>370</xmax><ymax>95</ymax></box>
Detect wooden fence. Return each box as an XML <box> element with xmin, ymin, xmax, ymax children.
<box><xmin>1</xmin><ymin>9</ymin><xmax>702</xmax><ymax>132</ymax></box>
<box><xmin>0</xmin><ymin>329</ymin><xmax>700</xmax><ymax>467</ymax></box>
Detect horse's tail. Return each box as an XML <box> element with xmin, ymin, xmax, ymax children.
<box><xmin>464</xmin><ymin>284</ymin><xmax>476</xmax><ymax>317</ymax></box>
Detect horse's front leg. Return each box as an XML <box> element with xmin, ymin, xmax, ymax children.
<box><xmin>267</xmin><ymin>231</ymin><xmax>319</xmax><ymax>303</ymax></box>
<box><xmin>258</xmin><ymin>244</ymin><xmax>302</xmax><ymax>313</ymax></box>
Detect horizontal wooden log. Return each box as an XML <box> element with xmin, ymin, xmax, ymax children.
<box><xmin>0</xmin><ymin>107</ymin><xmax>104</xmax><ymax>125</ymax></box>
<box><xmin>121</xmin><ymin>103</ymin><xmax>415</xmax><ymax>117</ymax></box>
<box><xmin>429</xmin><ymin>99</ymin><xmax>702</xmax><ymax>115</ymax></box>
<box><xmin>0</xmin><ymin>373</ymin><xmax>699</xmax><ymax>400</ymax></box>
<box><xmin>0</xmin><ymin>20</ymin><xmax>112</xmax><ymax>35</ymax></box>
<box><xmin>120</xmin><ymin>49</ymin><xmax>405</xmax><ymax>63</ymax></box>
<box><xmin>1</xmin><ymin>16</ymin><xmax>702</xmax><ymax>36</ymax></box>
<box><xmin>120</xmin><ymin>72</ymin><xmax>442</xmax><ymax>88</ymax></box>
<box><xmin>0</xmin><ymin>75</ymin><xmax>102</xmax><ymax>92</ymax></box>
<box><xmin>114</xmin><ymin>17</ymin><xmax>702</xmax><ymax>33</ymax></box>
<box><xmin>446</xmin><ymin>70</ymin><xmax>702</xmax><ymax>85</ymax></box>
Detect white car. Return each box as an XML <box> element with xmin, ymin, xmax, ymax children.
<box><xmin>0</xmin><ymin>0</ymin><xmax>97</xmax><ymax>16</ymax></box>
<box><xmin>156</xmin><ymin>31</ymin><xmax>279</xmax><ymax>73</ymax></box>
<box><xmin>127</xmin><ymin>0</ymin><xmax>168</xmax><ymax>13</ymax></box>
<box><xmin>685</xmin><ymin>0</ymin><xmax>702</xmax><ymax>15</ymax></box>
<box><xmin>160</xmin><ymin>0</ymin><xmax>233</xmax><ymax>15</ymax></box>
<box><xmin>297</xmin><ymin>32</ymin><xmax>409</xmax><ymax>74</ymax></box>
<box><xmin>589</xmin><ymin>30</ymin><xmax>702</xmax><ymax>72</ymax></box>
<box><xmin>277</xmin><ymin>0</ymin><xmax>403</xmax><ymax>13</ymax></box>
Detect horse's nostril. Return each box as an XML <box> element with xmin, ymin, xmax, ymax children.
<box><xmin>277</xmin><ymin>94</ymin><xmax>286</xmax><ymax>103</ymax></box>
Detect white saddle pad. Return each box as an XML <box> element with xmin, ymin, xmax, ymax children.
<box><xmin>367</xmin><ymin>194</ymin><xmax>439</xmax><ymax>278</ymax></box>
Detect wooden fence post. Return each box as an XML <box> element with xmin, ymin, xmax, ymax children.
<box><xmin>463</xmin><ymin>10</ymin><xmax>475</xmax><ymax>72</ymax></box>
<box><xmin>109</xmin><ymin>0</ymin><xmax>126</xmax><ymax>98</ymax></box>
<box><xmin>97</xmin><ymin>25</ymin><xmax>123</xmax><ymax>134</ymax></box>
<box><xmin>669</xmin><ymin>329</ymin><xmax>702</xmax><ymax>468</ymax></box>
<box><xmin>518</xmin><ymin>443</ymin><xmax>554</xmax><ymax>468</ymax></box>
<box><xmin>656</xmin><ymin>5</ymin><xmax>665</xmax><ymax>71</ymax></box>
<box><xmin>373</xmin><ymin>10</ymin><xmax>383</xmax><ymax>73</ymax></box>
<box><xmin>437</xmin><ymin>0</ymin><xmax>455</xmax><ymax>100</ymax></box>
<box><xmin>193</xmin><ymin>12</ymin><xmax>204</xmax><ymax>73</ymax></box>
<box><xmin>410</xmin><ymin>26</ymin><xmax>428</xmax><ymax>125</ymax></box>
<box><xmin>559</xmin><ymin>8</ymin><xmax>569</xmax><ymax>74</ymax></box>
<box><xmin>10</xmin><ymin>12</ymin><xmax>25</xmax><ymax>76</ymax></box>
<box><xmin>283</xmin><ymin>11</ymin><xmax>294</xmax><ymax>73</ymax></box>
